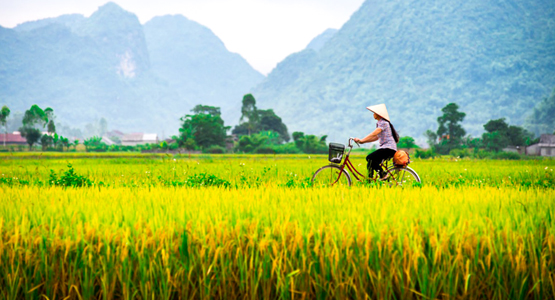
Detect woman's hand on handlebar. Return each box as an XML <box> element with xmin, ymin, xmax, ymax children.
<box><xmin>353</xmin><ymin>137</ymin><xmax>362</xmax><ymax>144</ymax></box>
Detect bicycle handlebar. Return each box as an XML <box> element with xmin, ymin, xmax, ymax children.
<box><xmin>348</xmin><ymin>137</ymin><xmax>360</xmax><ymax>148</ymax></box>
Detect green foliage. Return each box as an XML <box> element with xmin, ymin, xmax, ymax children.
<box><xmin>233</xmin><ymin>94</ymin><xmax>290</xmax><ymax>143</ymax></box>
<box><xmin>463</xmin><ymin>136</ymin><xmax>483</xmax><ymax>152</ymax></box>
<box><xmin>19</xmin><ymin>127</ymin><xmax>42</xmax><ymax>150</ymax></box>
<box><xmin>268</xmin><ymin>143</ymin><xmax>301</xmax><ymax>154</ymax></box>
<box><xmin>448</xmin><ymin>148</ymin><xmax>471</xmax><ymax>158</ymax></box>
<box><xmin>258</xmin><ymin>110</ymin><xmax>289</xmax><ymax>142</ymax></box>
<box><xmin>169</xmin><ymin>142</ymin><xmax>179</xmax><ymax>150</ymax></box>
<box><xmin>252</xmin><ymin>0</ymin><xmax>555</xmax><ymax>142</ymax></box>
<box><xmin>436</xmin><ymin>103</ymin><xmax>466</xmax><ymax>154</ymax></box>
<box><xmin>205</xmin><ymin>145</ymin><xmax>226</xmax><ymax>154</ymax></box>
<box><xmin>40</xmin><ymin>134</ymin><xmax>54</xmax><ymax>151</ymax></box>
<box><xmin>236</xmin><ymin>134</ymin><xmax>268</xmax><ymax>153</ymax></box>
<box><xmin>159</xmin><ymin>173</ymin><xmax>231</xmax><ymax>188</ymax></box>
<box><xmin>83</xmin><ymin>136</ymin><xmax>107</xmax><ymax>152</ymax></box>
<box><xmin>254</xmin><ymin>146</ymin><xmax>276</xmax><ymax>154</ymax></box>
<box><xmin>192</xmin><ymin>105</ymin><xmax>222</xmax><ymax>116</ymax></box>
<box><xmin>526</xmin><ymin>87</ymin><xmax>555</xmax><ymax>136</ymax></box>
<box><xmin>482</xmin><ymin>118</ymin><xmax>535</xmax><ymax>152</ymax></box>
<box><xmin>49</xmin><ymin>164</ymin><xmax>93</xmax><ymax>187</ymax></box>
<box><xmin>18</xmin><ymin>104</ymin><xmax>57</xmax><ymax>150</ymax></box>
<box><xmin>179</xmin><ymin>105</ymin><xmax>229</xmax><ymax>150</ymax></box>
<box><xmin>424</xmin><ymin>130</ymin><xmax>438</xmax><ymax>149</ymax></box>
<box><xmin>397</xmin><ymin>136</ymin><xmax>419</xmax><ymax>150</ymax></box>
<box><xmin>239</xmin><ymin>94</ymin><xmax>259</xmax><ymax>135</ymax></box>
<box><xmin>0</xmin><ymin>105</ymin><xmax>10</xmax><ymax>129</ymax></box>
<box><xmin>292</xmin><ymin>132</ymin><xmax>327</xmax><ymax>154</ymax></box>
<box><xmin>414</xmin><ymin>148</ymin><xmax>436</xmax><ymax>159</ymax></box>
<box><xmin>22</xmin><ymin>105</ymin><xmax>49</xmax><ymax>128</ymax></box>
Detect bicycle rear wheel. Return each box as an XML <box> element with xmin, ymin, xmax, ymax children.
<box><xmin>384</xmin><ymin>166</ymin><xmax>421</xmax><ymax>187</ymax></box>
<box><xmin>311</xmin><ymin>165</ymin><xmax>352</xmax><ymax>187</ymax></box>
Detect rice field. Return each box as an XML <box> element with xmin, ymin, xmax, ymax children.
<box><xmin>1</xmin><ymin>153</ymin><xmax>554</xmax><ymax>299</ymax></box>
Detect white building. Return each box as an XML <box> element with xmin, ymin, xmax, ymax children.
<box><xmin>121</xmin><ymin>133</ymin><xmax>159</xmax><ymax>146</ymax></box>
<box><xmin>526</xmin><ymin>134</ymin><xmax>555</xmax><ymax>156</ymax></box>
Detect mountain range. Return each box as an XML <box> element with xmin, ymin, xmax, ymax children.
<box><xmin>253</xmin><ymin>0</ymin><xmax>555</xmax><ymax>142</ymax></box>
<box><xmin>0</xmin><ymin>2</ymin><xmax>263</xmax><ymax>137</ymax></box>
<box><xmin>1</xmin><ymin>0</ymin><xmax>554</xmax><ymax>142</ymax></box>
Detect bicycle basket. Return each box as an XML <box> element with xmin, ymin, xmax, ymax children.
<box><xmin>328</xmin><ymin>143</ymin><xmax>345</xmax><ymax>163</ymax></box>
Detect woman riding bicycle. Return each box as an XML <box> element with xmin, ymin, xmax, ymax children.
<box><xmin>354</xmin><ymin>104</ymin><xmax>400</xmax><ymax>180</ymax></box>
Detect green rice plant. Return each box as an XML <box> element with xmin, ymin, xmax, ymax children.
<box><xmin>49</xmin><ymin>163</ymin><xmax>92</xmax><ymax>187</ymax></box>
<box><xmin>0</xmin><ymin>153</ymin><xmax>554</xmax><ymax>299</ymax></box>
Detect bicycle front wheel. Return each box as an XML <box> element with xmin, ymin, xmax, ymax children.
<box><xmin>311</xmin><ymin>165</ymin><xmax>352</xmax><ymax>187</ymax></box>
<box><xmin>384</xmin><ymin>166</ymin><xmax>421</xmax><ymax>187</ymax></box>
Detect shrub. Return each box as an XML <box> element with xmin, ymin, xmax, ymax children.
<box><xmin>414</xmin><ymin>148</ymin><xmax>436</xmax><ymax>159</ymax></box>
<box><xmin>49</xmin><ymin>164</ymin><xmax>92</xmax><ymax>187</ymax></box>
<box><xmin>169</xmin><ymin>142</ymin><xmax>179</xmax><ymax>150</ymax></box>
<box><xmin>269</xmin><ymin>143</ymin><xmax>301</xmax><ymax>154</ymax></box>
<box><xmin>449</xmin><ymin>148</ymin><xmax>471</xmax><ymax>158</ymax></box>
<box><xmin>205</xmin><ymin>145</ymin><xmax>226</xmax><ymax>154</ymax></box>
<box><xmin>491</xmin><ymin>151</ymin><xmax>523</xmax><ymax>160</ymax></box>
<box><xmin>255</xmin><ymin>146</ymin><xmax>276</xmax><ymax>154</ymax></box>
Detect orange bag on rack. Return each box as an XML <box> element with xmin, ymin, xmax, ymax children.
<box><xmin>393</xmin><ymin>150</ymin><xmax>410</xmax><ymax>167</ymax></box>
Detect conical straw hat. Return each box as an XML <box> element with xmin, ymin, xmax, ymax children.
<box><xmin>366</xmin><ymin>104</ymin><xmax>390</xmax><ymax>122</ymax></box>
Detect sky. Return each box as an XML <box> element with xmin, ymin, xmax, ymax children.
<box><xmin>0</xmin><ymin>0</ymin><xmax>365</xmax><ymax>75</ymax></box>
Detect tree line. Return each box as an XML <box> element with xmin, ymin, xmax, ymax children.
<box><xmin>172</xmin><ymin>94</ymin><xmax>328</xmax><ymax>154</ymax></box>
<box><xmin>419</xmin><ymin>103</ymin><xmax>540</xmax><ymax>159</ymax></box>
<box><xmin>1</xmin><ymin>93</ymin><xmax>549</xmax><ymax>156</ymax></box>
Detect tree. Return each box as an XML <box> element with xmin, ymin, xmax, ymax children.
<box><xmin>258</xmin><ymin>109</ymin><xmax>290</xmax><ymax>142</ymax></box>
<box><xmin>20</xmin><ymin>128</ymin><xmax>42</xmax><ymax>150</ymax></box>
<box><xmin>44</xmin><ymin>107</ymin><xmax>56</xmax><ymax>135</ymax></box>
<box><xmin>22</xmin><ymin>105</ymin><xmax>49</xmax><ymax>127</ymax></box>
<box><xmin>60</xmin><ymin>136</ymin><xmax>70</xmax><ymax>151</ymax></box>
<box><xmin>397</xmin><ymin>136</ymin><xmax>419</xmax><ymax>150</ymax></box>
<box><xmin>233</xmin><ymin>95</ymin><xmax>290</xmax><ymax>142</ymax></box>
<box><xmin>192</xmin><ymin>105</ymin><xmax>221</xmax><ymax>116</ymax></box>
<box><xmin>179</xmin><ymin>105</ymin><xmax>229</xmax><ymax>149</ymax></box>
<box><xmin>0</xmin><ymin>105</ymin><xmax>10</xmax><ymax>146</ymax></box>
<box><xmin>40</xmin><ymin>134</ymin><xmax>53</xmax><ymax>151</ymax></box>
<box><xmin>20</xmin><ymin>105</ymin><xmax>50</xmax><ymax>150</ymax></box>
<box><xmin>423</xmin><ymin>130</ymin><xmax>437</xmax><ymax>149</ymax></box>
<box><xmin>292</xmin><ymin>131</ymin><xmax>327</xmax><ymax>154</ymax></box>
<box><xmin>236</xmin><ymin>134</ymin><xmax>269</xmax><ymax>153</ymax></box>
<box><xmin>435</xmin><ymin>103</ymin><xmax>466</xmax><ymax>154</ymax></box>
<box><xmin>482</xmin><ymin>118</ymin><xmax>534</xmax><ymax>152</ymax></box>
<box><xmin>83</xmin><ymin>136</ymin><xmax>106</xmax><ymax>152</ymax></box>
<box><xmin>239</xmin><ymin>94</ymin><xmax>259</xmax><ymax>135</ymax></box>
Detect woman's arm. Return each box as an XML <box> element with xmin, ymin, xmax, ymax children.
<box><xmin>355</xmin><ymin>128</ymin><xmax>382</xmax><ymax>144</ymax></box>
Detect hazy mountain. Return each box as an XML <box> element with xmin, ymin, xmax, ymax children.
<box><xmin>526</xmin><ymin>87</ymin><xmax>555</xmax><ymax>136</ymax></box>
<box><xmin>0</xmin><ymin>2</ymin><xmax>263</xmax><ymax>137</ymax></box>
<box><xmin>306</xmin><ymin>29</ymin><xmax>338</xmax><ymax>51</ymax></box>
<box><xmin>144</xmin><ymin>15</ymin><xmax>264</xmax><ymax>124</ymax></box>
<box><xmin>252</xmin><ymin>0</ymin><xmax>555</xmax><ymax>142</ymax></box>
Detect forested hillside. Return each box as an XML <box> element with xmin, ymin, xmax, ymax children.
<box><xmin>0</xmin><ymin>2</ymin><xmax>263</xmax><ymax>136</ymax></box>
<box><xmin>252</xmin><ymin>0</ymin><xmax>555</xmax><ymax>142</ymax></box>
<box><xmin>144</xmin><ymin>15</ymin><xmax>264</xmax><ymax>124</ymax></box>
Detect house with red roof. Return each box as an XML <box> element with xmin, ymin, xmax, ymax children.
<box><xmin>0</xmin><ymin>132</ymin><xmax>28</xmax><ymax>145</ymax></box>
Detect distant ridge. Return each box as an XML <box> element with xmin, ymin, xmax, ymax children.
<box><xmin>0</xmin><ymin>2</ymin><xmax>264</xmax><ymax>136</ymax></box>
<box><xmin>252</xmin><ymin>0</ymin><xmax>555</xmax><ymax>141</ymax></box>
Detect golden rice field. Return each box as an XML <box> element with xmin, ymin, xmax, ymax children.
<box><xmin>1</xmin><ymin>152</ymin><xmax>554</xmax><ymax>299</ymax></box>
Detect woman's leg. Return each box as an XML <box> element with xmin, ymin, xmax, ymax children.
<box><xmin>366</xmin><ymin>148</ymin><xmax>396</xmax><ymax>177</ymax></box>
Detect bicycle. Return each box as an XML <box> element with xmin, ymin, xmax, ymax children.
<box><xmin>311</xmin><ymin>138</ymin><xmax>421</xmax><ymax>187</ymax></box>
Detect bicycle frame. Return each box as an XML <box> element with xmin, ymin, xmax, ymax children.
<box><xmin>331</xmin><ymin>138</ymin><xmax>391</xmax><ymax>185</ymax></box>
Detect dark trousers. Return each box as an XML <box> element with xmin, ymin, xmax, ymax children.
<box><xmin>366</xmin><ymin>148</ymin><xmax>396</xmax><ymax>177</ymax></box>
